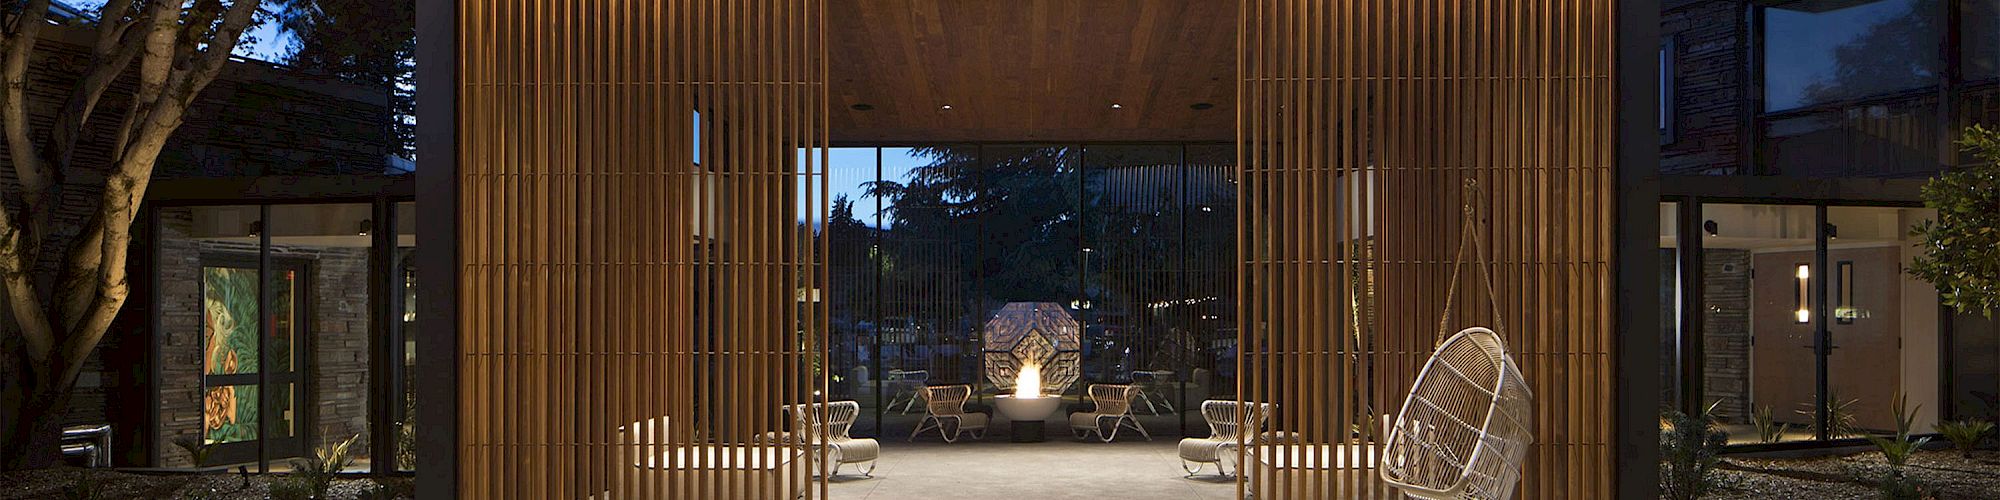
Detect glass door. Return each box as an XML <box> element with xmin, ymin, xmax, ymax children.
<box><xmin>201</xmin><ymin>257</ymin><xmax>307</xmax><ymax>463</ymax></box>
<box><xmin>1689</xmin><ymin>202</ymin><xmax>1943</xmax><ymax>446</ymax></box>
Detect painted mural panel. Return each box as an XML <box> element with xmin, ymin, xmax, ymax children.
<box><xmin>203</xmin><ymin>267</ymin><xmax>260</xmax><ymax>376</ymax></box>
<box><xmin>202</xmin><ymin>266</ymin><xmax>260</xmax><ymax>444</ymax></box>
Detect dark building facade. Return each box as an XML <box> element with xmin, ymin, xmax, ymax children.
<box><xmin>0</xmin><ymin>24</ymin><xmax>413</xmax><ymax>470</ymax></box>
<box><xmin>1660</xmin><ymin>0</ymin><xmax>2000</xmax><ymax>450</ymax></box>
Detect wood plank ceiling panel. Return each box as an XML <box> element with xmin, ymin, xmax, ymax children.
<box><xmin>458</xmin><ymin>0</ymin><xmax>830</xmax><ymax>497</ymax></box>
<box><xmin>827</xmin><ymin>0</ymin><xmax>1236</xmax><ymax>143</ymax></box>
<box><xmin>1236</xmin><ymin>0</ymin><xmax>1616</xmax><ymax>498</ymax></box>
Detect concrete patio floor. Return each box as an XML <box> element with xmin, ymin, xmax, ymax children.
<box><xmin>825</xmin><ymin>438</ymin><xmax>1239</xmax><ymax>500</ymax></box>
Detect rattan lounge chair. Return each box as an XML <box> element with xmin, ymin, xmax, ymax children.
<box><xmin>766</xmin><ymin>401</ymin><xmax>880</xmax><ymax>479</ymax></box>
<box><xmin>1068</xmin><ymin>384</ymin><xmax>1151</xmax><ymax>442</ymax></box>
<box><xmin>908</xmin><ymin>385</ymin><xmax>988</xmax><ymax>443</ymax></box>
<box><xmin>1178</xmin><ymin>400</ymin><xmax>1272</xmax><ymax>477</ymax></box>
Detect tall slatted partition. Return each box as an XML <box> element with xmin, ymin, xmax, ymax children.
<box><xmin>457</xmin><ymin>0</ymin><xmax>829</xmax><ymax>498</ymax></box>
<box><xmin>1236</xmin><ymin>1</ymin><xmax>1615</xmax><ymax>499</ymax></box>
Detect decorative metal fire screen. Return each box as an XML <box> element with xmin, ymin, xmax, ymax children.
<box><xmin>981</xmin><ymin>302</ymin><xmax>1081</xmax><ymax>395</ymax></box>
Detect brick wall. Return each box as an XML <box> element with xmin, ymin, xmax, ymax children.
<box><xmin>153</xmin><ymin>208</ymin><xmax>375</xmax><ymax>467</ymax></box>
<box><xmin>1662</xmin><ymin>0</ymin><xmax>1750</xmax><ymax>176</ymax></box>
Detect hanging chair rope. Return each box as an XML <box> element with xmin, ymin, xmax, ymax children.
<box><xmin>1434</xmin><ymin>179</ymin><xmax>1508</xmax><ymax>344</ymax></box>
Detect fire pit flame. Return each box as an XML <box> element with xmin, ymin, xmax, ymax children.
<box><xmin>1016</xmin><ymin>363</ymin><xmax>1042</xmax><ymax>399</ymax></box>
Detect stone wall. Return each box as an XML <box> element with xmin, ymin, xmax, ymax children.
<box><xmin>1702</xmin><ymin>249</ymin><xmax>1753</xmax><ymax>422</ymax></box>
<box><xmin>1662</xmin><ymin>0</ymin><xmax>1749</xmax><ymax>175</ymax></box>
<box><xmin>153</xmin><ymin>208</ymin><xmax>374</xmax><ymax>466</ymax></box>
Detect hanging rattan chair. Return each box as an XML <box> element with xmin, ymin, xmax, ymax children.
<box><xmin>1378</xmin><ymin>326</ymin><xmax>1534</xmax><ymax>500</ymax></box>
<box><xmin>1378</xmin><ymin>181</ymin><xmax>1534</xmax><ymax>500</ymax></box>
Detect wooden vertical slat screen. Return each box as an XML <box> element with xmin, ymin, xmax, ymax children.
<box><xmin>458</xmin><ymin>0</ymin><xmax>828</xmax><ymax>497</ymax></box>
<box><xmin>1236</xmin><ymin>0</ymin><xmax>1614</xmax><ymax>498</ymax></box>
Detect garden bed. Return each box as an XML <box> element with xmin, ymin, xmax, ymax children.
<box><xmin>1710</xmin><ymin>450</ymin><xmax>2000</xmax><ymax>500</ymax></box>
<box><xmin>0</xmin><ymin>467</ymin><xmax>411</xmax><ymax>500</ymax></box>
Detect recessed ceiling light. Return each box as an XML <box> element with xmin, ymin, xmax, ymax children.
<box><xmin>940</xmin><ymin>104</ymin><xmax>953</xmax><ymax>110</ymax></box>
<box><xmin>851</xmin><ymin>103</ymin><xmax>874</xmax><ymax>111</ymax></box>
<box><xmin>1190</xmin><ymin>102</ymin><xmax>1214</xmax><ymax>110</ymax></box>
<box><xmin>1111</xmin><ymin>103</ymin><xmax>1123</xmax><ymax>109</ymax></box>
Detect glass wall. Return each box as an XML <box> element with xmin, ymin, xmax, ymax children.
<box><xmin>1669</xmin><ymin>202</ymin><xmax>1943</xmax><ymax>446</ymax></box>
<box><xmin>1762</xmin><ymin>0</ymin><xmax>1940</xmax><ymax>112</ymax></box>
<box><xmin>1950</xmin><ymin>313</ymin><xmax>2000</xmax><ymax>421</ymax></box>
<box><xmin>813</xmin><ymin>144</ymin><xmax>1234</xmax><ymax>438</ymax></box>
<box><xmin>1699</xmin><ymin>204</ymin><xmax>1819</xmax><ymax>443</ymax></box>
<box><xmin>154</xmin><ymin>200</ymin><xmax>412</xmax><ymax>472</ymax></box>
<box><xmin>1966</xmin><ymin>0</ymin><xmax>2000</xmax><ymax>82</ymax></box>
<box><xmin>1755</xmin><ymin>0</ymin><xmax>1949</xmax><ymax>178</ymax></box>
<box><xmin>1661</xmin><ymin>202</ymin><xmax>1682</xmax><ymax>410</ymax></box>
<box><xmin>392</xmin><ymin>201</ymin><xmax>417</xmax><ymax>472</ymax></box>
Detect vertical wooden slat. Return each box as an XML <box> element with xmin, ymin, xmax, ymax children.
<box><xmin>458</xmin><ymin>0</ymin><xmax>827</xmax><ymax>497</ymax></box>
<box><xmin>1239</xmin><ymin>0</ymin><xmax>1615</xmax><ymax>498</ymax></box>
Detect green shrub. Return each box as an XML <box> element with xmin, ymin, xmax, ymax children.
<box><xmin>1753</xmin><ymin>405</ymin><xmax>1791</xmax><ymax>444</ymax></box>
<box><xmin>280</xmin><ymin>433</ymin><xmax>361</xmax><ymax>499</ymax></box>
<box><xmin>1865</xmin><ymin>394</ymin><xmax>1932</xmax><ymax>467</ymax></box>
<box><xmin>61</xmin><ymin>472</ymin><xmax>105</xmax><ymax>500</ymax></box>
<box><xmin>1878</xmin><ymin>467</ymin><xmax>1935</xmax><ymax>500</ymax></box>
<box><xmin>1933</xmin><ymin>419</ymin><xmax>1994</xmax><ymax>457</ymax></box>
<box><xmin>1798</xmin><ymin>391</ymin><xmax>1860</xmax><ymax>438</ymax></box>
<box><xmin>1660</xmin><ymin>402</ymin><xmax>1728</xmax><ymax>500</ymax></box>
<box><xmin>1909</xmin><ymin>125</ymin><xmax>2000</xmax><ymax>316</ymax></box>
<box><xmin>360</xmin><ymin>477</ymin><xmax>417</xmax><ymax>500</ymax></box>
<box><xmin>268</xmin><ymin>477</ymin><xmax>317</xmax><ymax>500</ymax></box>
<box><xmin>171</xmin><ymin>434</ymin><xmax>215</xmax><ymax>467</ymax></box>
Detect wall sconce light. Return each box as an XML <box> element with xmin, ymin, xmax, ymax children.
<box><xmin>1703</xmin><ymin>220</ymin><xmax>1718</xmax><ymax>237</ymax></box>
<box><xmin>1825</xmin><ymin>223</ymin><xmax>1839</xmax><ymax>240</ymax></box>
<box><xmin>358</xmin><ymin>219</ymin><xmax>373</xmax><ymax>236</ymax></box>
<box><xmin>248</xmin><ymin>221</ymin><xmax>263</xmax><ymax>238</ymax></box>
<box><xmin>1836</xmin><ymin>261</ymin><xmax>1855</xmax><ymax>324</ymax></box>
<box><xmin>1794</xmin><ymin>263</ymin><xmax>1810</xmax><ymax>324</ymax></box>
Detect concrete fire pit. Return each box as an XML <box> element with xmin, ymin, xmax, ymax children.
<box><xmin>993</xmin><ymin>394</ymin><xmax>1062</xmax><ymax>442</ymax></box>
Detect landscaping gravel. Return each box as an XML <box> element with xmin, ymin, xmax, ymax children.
<box><xmin>0</xmin><ymin>467</ymin><xmax>410</xmax><ymax>500</ymax></box>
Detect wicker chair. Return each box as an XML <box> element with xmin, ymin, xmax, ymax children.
<box><xmin>777</xmin><ymin>401</ymin><xmax>880</xmax><ymax>478</ymax></box>
<box><xmin>908</xmin><ymin>385</ymin><xmax>988</xmax><ymax>443</ymax></box>
<box><xmin>1379</xmin><ymin>327</ymin><xmax>1535</xmax><ymax>500</ymax></box>
<box><xmin>885</xmin><ymin>369</ymin><xmax>930</xmax><ymax>414</ymax></box>
<box><xmin>1178</xmin><ymin>400</ymin><xmax>1272</xmax><ymax>477</ymax></box>
<box><xmin>1068</xmin><ymin>384</ymin><xmax>1151</xmax><ymax>442</ymax></box>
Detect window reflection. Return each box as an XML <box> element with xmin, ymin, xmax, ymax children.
<box><xmin>1762</xmin><ymin>0</ymin><xmax>1939</xmax><ymax>112</ymax></box>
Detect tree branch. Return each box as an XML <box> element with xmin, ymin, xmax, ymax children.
<box><xmin>34</xmin><ymin>0</ymin><xmax>145</xmax><ymax>258</ymax></box>
<box><xmin>59</xmin><ymin>0</ymin><xmax>179</xmax><ymax>333</ymax></box>
<box><xmin>64</xmin><ymin>0</ymin><xmax>264</xmax><ymax>343</ymax></box>
<box><xmin>2</xmin><ymin>0</ymin><xmax>54</xmax><ymax>241</ymax></box>
<box><xmin>179</xmin><ymin>0</ymin><xmax>261</xmax><ymax>96</ymax></box>
<box><xmin>50</xmin><ymin>0</ymin><xmax>143</xmax><ymax>164</ymax></box>
<box><xmin>0</xmin><ymin>190</ymin><xmax>55</xmax><ymax>367</ymax></box>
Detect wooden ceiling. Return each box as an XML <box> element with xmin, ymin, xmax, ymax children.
<box><xmin>827</xmin><ymin>0</ymin><xmax>1236</xmax><ymax>143</ymax></box>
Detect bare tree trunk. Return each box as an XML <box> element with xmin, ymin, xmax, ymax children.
<box><xmin>0</xmin><ymin>342</ymin><xmax>74</xmax><ymax>470</ymax></box>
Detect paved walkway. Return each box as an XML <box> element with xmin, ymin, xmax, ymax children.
<box><xmin>826</xmin><ymin>439</ymin><xmax>1238</xmax><ymax>499</ymax></box>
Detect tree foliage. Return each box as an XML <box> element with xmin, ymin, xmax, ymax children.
<box><xmin>1909</xmin><ymin>125</ymin><xmax>2000</xmax><ymax>316</ymax></box>
<box><xmin>270</xmin><ymin>0</ymin><xmax>414</xmax><ymax>160</ymax></box>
